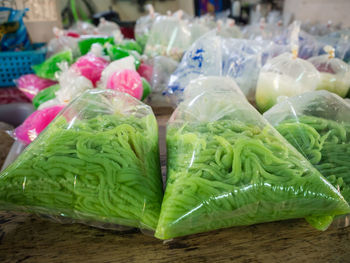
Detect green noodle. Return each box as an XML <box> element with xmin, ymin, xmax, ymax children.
<box><xmin>275</xmin><ymin>115</ymin><xmax>350</xmax><ymax>203</ymax></box>
<box><xmin>155</xmin><ymin>119</ymin><xmax>350</xmax><ymax>239</ymax></box>
<box><xmin>0</xmin><ymin>114</ymin><xmax>163</xmax><ymax>230</ymax></box>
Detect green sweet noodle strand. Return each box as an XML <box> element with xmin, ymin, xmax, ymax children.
<box><xmin>155</xmin><ymin>119</ymin><xmax>350</xmax><ymax>239</ymax></box>
<box><xmin>0</xmin><ymin>114</ymin><xmax>163</xmax><ymax>230</ymax></box>
<box><xmin>275</xmin><ymin>115</ymin><xmax>350</xmax><ymax>203</ymax></box>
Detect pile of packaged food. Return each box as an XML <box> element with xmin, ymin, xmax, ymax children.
<box><xmin>1</xmin><ymin>6</ymin><xmax>350</xmax><ymax>240</ymax></box>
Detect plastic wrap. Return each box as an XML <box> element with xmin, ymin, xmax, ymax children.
<box><xmin>0</xmin><ymin>7</ymin><xmax>30</xmax><ymax>51</ymax></box>
<box><xmin>264</xmin><ymin>91</ymin><xmax>350</xmax><ymax>225</ymax></box>
<box><xmin>106</xmin><ymin>44</ymin><xmax>141</xmax><ymax>69</ymax></box>
<box><xmin>14</xmin><ymin>105</ymin><xmax>64</xmax><ymax>145</ymax></box>
<box><xmin>32</xmin><ymin>50</ymin><xmax>73</xmax><ymax>80</ymax></box>
<box><xmin>54</xmin><ymin>63</ymin><xmax>93</xmax><ymax>105</ymax></box>
<box><xmin>71</xmin><ymin>54</ymin><xmax>109</xmax><ymax>87</ymax></box>
<box><xmin>32</xmin><ymin>84</ymin><xmax>60</xmax><ymax>109</ymax></box>
<box><xmin>99</xmin><ymin>56</ymin><xmax>136</xmax><ymax>88</ymax></box>
<box><xmin>0</xmin><ymin>89</ymin><xmax>163</xmax><ymax>231</ymax></box>
<box><xmin>46</xmin><ymin>27</ymin><xmax>80</xmax><ymax>57</ymax></box>
<box><xmin>155</xmin><ymin>77</ymin><xmax>350</xmax><ymax>239</ymax></box>
<box><xmin>106</xmin><ymin>69</ymin><xmax>143</xmax><ymax>100</ymax></box>
<box><xmin>255</xmin><ymin>52</ymin><xmax>320</xmax><ymax>113</ymax></box>
<box><xmin>16</xmin><ymin>74</ymin><xmax>57</xmax><ymax>101</ymax></box>
<box><xmin>308</xmin><ymin>46</ymin><xmax>350</xmax><ymax>97</ymax></box>
<box><xmin>144</xmin><ymin>12</ymin><xmax>191</xmax><ymax>61</ymax></box>
<box><xmin>134</xmin><ymin>4</ymin><xmax>159</xmax><ymax>50</ymax></box>
<box><xmin>78</xmin><ymin>36</ymin><xmax>114</xmax><ymax>56</ymax></box>
<box><xmin>216</xmin><ymin>19</ymin><xmax>242</xmax><ymax>39</ymax></box>
<box><xmin>167</xmin><ymin>31</ymin><xmax>288</xmax><ymax>105</ymax></box>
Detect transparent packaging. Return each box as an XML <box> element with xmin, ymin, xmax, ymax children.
<box><xmin>0</xmin><ymin>89</ymin><xmax>163</xmax><ymax>231</ymax></box>
<box><xmin>155</xmin><ymin>77</ymin><xmax>350</xmax><ymax>239</ymax></box>
<box><xmin>144</xmin><ymin>13</ymin><xmax>191</xmax><ymax>61</ymax></box>
<box><xmin>32</xmin><ymin>50</ymin><xmax>73</xmax><ymax>80</ymax></box>
<box><xmin>54</xmin><ymin>62</ymin><xmax>93</xmax><ymax>105</ymax></box>
<box><xmin>264</xmin><ymin>90</ymin><xmax>350</xmax><ymax>227</ymax></box>
<box><xmin>256</xmin><ymin>52</ymin><xmax>320</xmax><ymax>112</ymax></box>
<box><xmin>145</xmin><ymin>56</ymin><xmax>179</xmax><ymax>107</ymax></box>
<box><xmin>134</xmin><ymin>4</ymin><xmax>159</xmax><ymax>50</ymax></box>
<box><xmin>308</xmin><ymin>46</ymin><xmax>350</xmax><ymax>97</ymax></box>
<box><xmin>14</xmin><ymin>105</ymin><xmax>64</xmax><ymax>145</ymax></box>
<box><xmin>16</xmin><ymin>74</ymin><xmax>57</xmax><ymax>101</ymax></box>
<box><xmin>166</xmin><ymin>31</ymin><xmax>288</xmax><ymax>105</ymax></box>
<box><xmin>70</xmin><ymin>53</ymin><xmax>109</xmax><ymax>87</ymax></box>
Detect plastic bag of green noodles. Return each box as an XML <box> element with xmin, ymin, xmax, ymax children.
<box><xmin>0</xmin><ymin>89</ymin><xmax>163</xmax><ymax>231</ymax></box>
<box><xmin>155</xmin><ymin>77</ymin><xmax>350</xmax><ymax>239</ymax></box>
<box><xmin>264</xmin><ymin>90</ymin><xmax>350</xmax><ymax>211</ymax></box>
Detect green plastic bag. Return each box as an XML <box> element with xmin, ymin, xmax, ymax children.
<box><xmin>264</xmin><ymin>91</ymin><xmax>350</xmax><ymax>204</ymax></box>
<box><xmin>32</xmin><ymin>84</ymin><xmax>60</xmax><ymax>109</ymax></box>
<box><xmin>107</xmin><ymin>45</ymin><xmax>140</xmax><ymax>69</ymax></box>
<box><xmin>155</xmin><ymin>77</ymin><xmax>350</xmax><ymax>239</ymax></box>
<box><xmin>118</xmin><ymin>40</ymin><xmax>142</xmax><ymax>54</ymax></box>
<box><xmin>0</xmin><ymin>89</ymin><xmax>163</xmax><ymax>230</ymax></box>
<box><xmin>78</xmin><ymin>37</ymin><xmax>114</xmax><ymax>55</ymax></box>
<box><xmin>32</xmin><ymin>51</ymin><xmax>73</xmax><ymax>80</ymax></box>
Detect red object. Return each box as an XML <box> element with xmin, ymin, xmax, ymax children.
<box><xmin>137</xmin><ymin>63</ymin><xmax>153</xmax><ymax>83</ymax></box>
<box><xmin>66</xmin><ymin>31</ymin><xmax>81</xmax><ymax>38</ymax></box>
<box><xmin>0</xmin><ymin>88</ymin><xmax>31</xmax><ymax>104</ymax></box>
<box><xmin>120</xmin><ymin>27</ymin><xmax>135</xmax><ymax>39</ymax></box>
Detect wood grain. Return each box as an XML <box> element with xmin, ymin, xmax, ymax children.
<box><xmin>0</xmin><ymin>109</ymin><xmax>349</xmax><ymax>263</ymax></box>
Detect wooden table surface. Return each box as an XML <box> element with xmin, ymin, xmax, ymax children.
<box><xmin>0</xmin><ymin>108</ymin><xmax>350</xmax><ymax>263</ymax></box>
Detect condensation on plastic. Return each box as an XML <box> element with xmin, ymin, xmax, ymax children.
<box><xmin>0</xmin><ymin>89</ymin><xmax>163</xmax><ymax>232</ymax></box>
<box><xmin>264</xmin><ymin>90</ymin><xmax>350</xmax><ymax>228</ymax></box>
<box><xmin>308</xmin><ymin>46</ymin><xmax>350</xmax><ymax>97</ymax></box>
<box><xmin>144</xmin><ymin>12</ymin><xmax>192</xmax><ymax>61</ymax></box>
<box><xmin>166</xmin><ymin>30</ymin><xmax>288</xmax><ymax>105</ymax></box>
<box><xmin>155</xmin><ymin>77</ymin><xmax>350</xmax><ymax>239</ymax></box>
<box><xmin>16</xmin><ymin>74</ymin><xmax>57</xmax><ymax>101</ymax></box>
<box><xmin>255</xmin><ymin>52</ymin><xmax>321</xmax><ymax>113</ymax></box>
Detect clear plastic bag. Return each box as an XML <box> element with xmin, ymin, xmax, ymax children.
<box><xmin>134</xmin><ymin>4</ymin><xmax>159</xmax><ymax>50</ymax></box>
<box><xmin>54</xmin><ymin>62</ymin><xmax>93</xmax><ymax>105</ymax></box>
<box><xmin>46</xmin><ymin>27</ymin><xmax>81</xmax><ymax>58</ymax></box>
<box><xmin>144</xmin><ymin>12</ymin><xmax>192</xmax><ymax>61</ymax></box>
<box><xmin>166</xmin><ymin>31</ymin><xmax>288</xmax><ymax>105</ymax></box>
<box><xmin>145</xmin><ymin>56</ymin><xmax>179</xmax><ymax>106</ymax></box>
<box><xmin>0</xmin><ymin>89</ymin><xmax>163</xmax><ymax>231</ymax></box>
<box><xmin>264</xmin><ymin>90</ymin><xmax>350</xmax><ymax>226</ymax></box>
<box><xmin>216</xmin><ymin>19</ymin><xmax>242</xmax><ymax>39</ymax></box>
<box><xmin>308</xmin><ymin>46</ymin><xmax>350</xmax><ymax>97</ymax></box>
<box><xmin>255</xmin><ymin>52</ymin><xmax>320</xmax><ymax>112</ymax></box>
<box><xmin>155</xmin><ymin>78</ymin><xmax>350</xmax><ymax>239</ymax></box>
<box><xmin>16</xmin><ymin>74</ymin><xmax>57</xmax><ymax>101</ymax></box>
<box><xmin>14</xmin><ymin>105</ymin><xmax>64</xmax><ymax>145</ymax></box>
<box><xmin>70</xmin><ymin>53</ymin><xmax>109</xmax><ymax>87</ymax></box>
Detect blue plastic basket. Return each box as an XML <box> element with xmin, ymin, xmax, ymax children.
<box><xmin>0</xmin><ymin>43</ymin><xmax>46</xmax><ymax>87</ymax></box>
